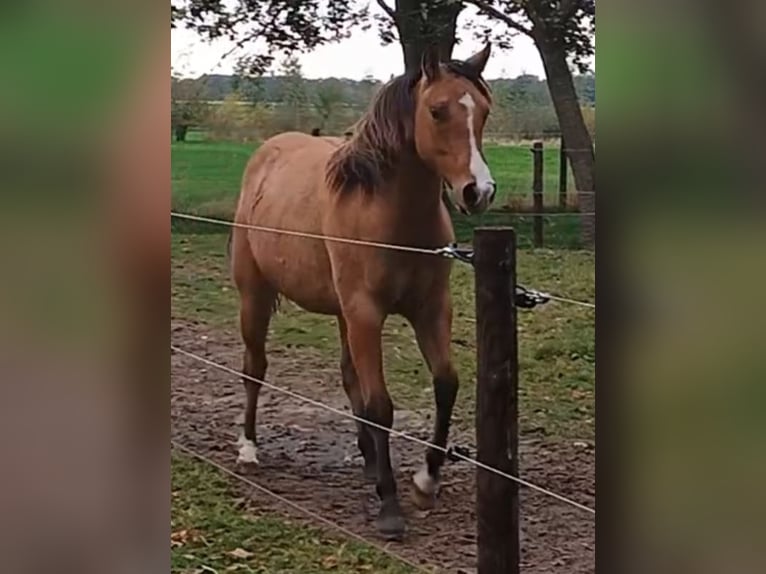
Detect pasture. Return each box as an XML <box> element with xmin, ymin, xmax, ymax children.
<box><xmin>171</xmin><ymin>140</ymin><xmax>595</xmax><ymax>572</ymax></box>
<box><xmin>171</xmin><ymin>138</ymin><xmax>585</xmax><ymax>249</ymax></box>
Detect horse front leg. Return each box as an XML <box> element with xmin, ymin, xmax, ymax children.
<box><xmin>409</xmin><ymin>295</ymin><xmax>459</xmax><ymax>509</ymax></box>
<box><xmin>338</xmin><ymin>317</ymin><xmax>377</xmax><ymax>481</ymax></box>
<box><xmin>342</xmin><ymin>303</ymin><xmax>405</xmax><ymax>540</ymax></box>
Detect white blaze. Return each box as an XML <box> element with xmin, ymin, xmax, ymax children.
<box><xmin>458</xmin><ymin>92</ymin><xmax>494</xmax><ymax>196</ymax></box>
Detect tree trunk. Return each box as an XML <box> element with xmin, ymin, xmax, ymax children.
<box><xmin>535</xmin><ymin>37</ymin><xmax>596</xmax><ymax>249</ymax></box>
<box><xmin>174</xmin><ymin>124</ymin><xmax>188</xmax><ymax>142</ymax></box>
<box><xmin>394</xmin><ymin>0</ymin><xmax>462</xmax><ymax>73</ymax></box>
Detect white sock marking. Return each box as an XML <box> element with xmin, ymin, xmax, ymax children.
<box><xmin>458</xmin><ymin>92</ymin><xmax>494</xmax><ymax>194</ymax></box>
<box><xmin>237</xmin><ymin>435</ymin><xmax>259</xmax><ymax>464</ymax></box>
<box><xmin>413</xmin><ymin>464</ymin><xmax>438</xmax><ymax>495</ymax></box>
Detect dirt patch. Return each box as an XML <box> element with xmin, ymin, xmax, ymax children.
<box><xmin>171</xmin><ymin>319</ymin><xmax>595</xmax><ymax>573</ymax></box>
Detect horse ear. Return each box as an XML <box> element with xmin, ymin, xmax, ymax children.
<box><xmin>464</xmin><ymin>42</ymin><xmax>492</xmax><ymax>75</ymax></box>
<box><xmin>420</xmin><ymin>45</ymin><xmax>442</xmax><ymax>82</ymax></box>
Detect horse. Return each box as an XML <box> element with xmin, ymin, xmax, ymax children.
<box><xmin>229</xmin><ymin>44</ymin><xmax>495</xmax><ymax>539</ymax></box>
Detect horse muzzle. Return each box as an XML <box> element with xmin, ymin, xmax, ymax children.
<box><xmin>460</xmin><ymin>180</ymin><xmax>496</xmax><ymax>214</ymax></box>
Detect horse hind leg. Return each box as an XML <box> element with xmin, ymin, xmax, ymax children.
<box><xmin>338</xmin><ymin>318</ymin><xmax>377</xmax><ymax>481</ymax></box>
<box><xmin>236</xmin><ymin>273</ymin><xmax>277</xmax><ymax>466</ymax></box>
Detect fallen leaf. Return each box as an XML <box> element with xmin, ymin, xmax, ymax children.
<box><xmin>171</xmin><ymin>529</ymin><xmax>189</xmax><ymax>548</ymax></box>
<box><xmin>228</xmin><ymin>548</ymin><xmax>254</xmax><ymax>560</ymax></box>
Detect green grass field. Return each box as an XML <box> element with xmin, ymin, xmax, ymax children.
<box><xmin>171</xmin><ymin>138</ymin><xmax>594</xmax><ymax>572</ymax></box>
<box><xmin>172</xmin><ymin>453</ymin><xmax>417</xmax><ymax>574</ymax></box>
<box><xmin>171</xmin><ymin>139</ymin><xmax>584</xmax><ymax>248</ymax></box>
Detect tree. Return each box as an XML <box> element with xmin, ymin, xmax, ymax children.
<box><xmin>171</xmin><ymin>73</ymin><xmax>209</xmax><ymax>142</ymax></box>
<box><xmin>313</xmin><ymin>82</ymin><xmax>344</xmax><ymax>131</ymax></box>
<box><xmin>466</xmin><ymin>0</ymin><xmax>596</xmax><ymax>247</ymax></box>
<box><xmin>358</xmin><ymin>74</ymin><xmax>382</xmax><ymax>106</ymax></box>
<box><xmin>280</xmin><ymin>55</ymin><xmax>307</xmax><ymax>130</ymax></box>
<box><xmin>172</xmin><ymin>1</ymin><xmax>463</xmax><ymax>76</ymax></box>
<box><xmin>232</xmin><ymin>59</ymin><xmax>264</xmax><ymax>106</ymax></box>
<box><xmin>172</xmin><ymin>1</ymin><xmax>368</xmax><ymax>75</ymax></box>
<box><xmin>374</xmin><ymin>0</ymin><xmax>464</xmax><ymax>72</ymax></box>
<box><xmin>574</xmin><ymin>73</ymin><xmax>595</xmax><ymax>105</ymax></box>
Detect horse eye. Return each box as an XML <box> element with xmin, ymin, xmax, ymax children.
<box><xmin>429</xmin><ymin>106</ymin><xmax>448</xmax><ymax>121</ymax></box>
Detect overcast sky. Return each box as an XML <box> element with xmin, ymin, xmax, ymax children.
<box><xmin>171</xmin><ymin>4</ymin><xmax>566</xmax><ymax>80</ymax></box>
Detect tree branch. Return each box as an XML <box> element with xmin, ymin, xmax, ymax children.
<box><xmin>559</xmin><ymin>0</ymin><xmax>579</xmax><ymax>21</ymax></box>
<box><xmin>465</xmin><ymin>0</ymin><xmax>533</xmax><ymax>36</ymax></box>
<box><xmin>220</xmin><ymin>29</ymin><xmax>262</xmax><ymax>62</ymax></box>
<box><xmin>375</xmin><ymin>0</ymin><xmax>396</xmax><ymax>21</ymax></box>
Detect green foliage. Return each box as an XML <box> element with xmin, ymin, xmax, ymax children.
<box><xmin>469</xmin><ymin>0</ymin><xmax>595</xmax><ymax>73</ymax></box>
<box><xmin>232</xmin><ymin>59</ymin><xmax>264</xmax><ymax>105</ymax></box>
<box><xmin>204</xmin><ymin>96</ymin><xmax>273</xmax><ymax>142</ymax></box>
<box><xmin>177</xmin><ymin>72</ymin><xmax>593</xmax><ymax>106</ymax></box>
<box><xmin>574</xmin><ymin>73</ymin><xmax>596</xmax><ymax>104</ymax></box>
<box><xmin>171</xmin><ymin>1</ymin><xmax>369</xmax><ymax>75</ymax></box>
<box><xmin>489</xmin><ymin>74</ymin><xmax>561</xmax><ymax>138</ymax></box>
<box><xmin>277</xmin><ymin>55</ymin><xmax>309</xmax><ymax>130</ymax></box>
<box><xmin>171</xmin><ymin>74</ymin><xmax>211</xmax><ymax>140</ymax></box>
<box><xmin>280</xmin><ymin>55</ymin><xmax>307</xmax><ymax>106</ymax></box>
<box><xmin>313</xmin><ymin>82</ymin><xmax>344</xmax><ymax>129</ymax></box>
<box><xmin>173</xmin><ymin>72</ymin><xmax>594</xmax><ymax>139</ymax></box>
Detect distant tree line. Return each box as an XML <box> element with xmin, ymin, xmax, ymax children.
<box><xmin>171</xmin><ymin>70</ymin><xmax>595</xmax><ymax>141</ymax></box>
<box><xmin>172</xmin><ymin>72</ymin><xmax>594</xmax><ymax>108</ymax></box>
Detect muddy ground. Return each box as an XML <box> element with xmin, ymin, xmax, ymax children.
<box><xmin>171</xmin><ymin>319</ymin><xmax>595</xmax><ymax>573</ymax></box>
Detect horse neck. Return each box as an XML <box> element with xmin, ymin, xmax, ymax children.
<box><xmin>388</xmin><ymin>151</ymin><xmax>444</xmax><ymax>214</ymax></box>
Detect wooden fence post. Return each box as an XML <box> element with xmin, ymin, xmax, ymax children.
<box><xmin>474</xmin><ymin>227</ymin><xmax>520</xmax><ymax>574</ymax></box>
<box><xmin>559</xmin><ymin>137</ymin><xmax>568</xmax><ymax>210</ymax></box>
<box><xmin>531</xmin><ymin>141</ymin><xmax>544</xmax><ymax>248</ymax></box>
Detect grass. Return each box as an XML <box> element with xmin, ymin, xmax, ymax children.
<box><xmin>171</xmin><ymin>140</ymin><xmax>584</xmax><ymax>249</ymax></box>
<box><xmin>172</xmin><ymin>453</ymin><xmax>417</xmax><ymax>574</ymax></box>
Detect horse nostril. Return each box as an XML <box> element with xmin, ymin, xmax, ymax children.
<box><xmin>462</xmin><ymin>182</ymin><xmax>478</xmax><ymax>207</ymax></box>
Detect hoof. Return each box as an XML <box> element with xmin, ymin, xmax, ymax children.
<box><xmin>412</xmin><ymin>485</ymin><xmax>437</xmax><ymax>510</ymax></box>
<box><xmin>412</xmin><ymin>465</ymin><xmax>439</xmax><ymax>510</ymax></box>
<box><xmin>376</xmin><ymin>500</ymin><xmax>405</xmax><ymax>541</ymax></box>
<box><xmin>236</xmin><ymin>436</ymin><xmax>259</xmax><ymax>465</ymax></box>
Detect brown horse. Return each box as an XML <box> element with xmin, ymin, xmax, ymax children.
<box><xmin>230</xmin><ymin>44</ymin><xmax>495</xmax><ymax>539</ymax></box>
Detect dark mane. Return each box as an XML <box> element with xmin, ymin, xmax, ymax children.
<box><xmin>326</xmin><ymin>64</ymin><xmax>491</xmax><ymax>194</ymax></box>
<box><xmin>326</xmin><ymin>72</ymin><xmax>419</xmax><ymax>194</ymax></box>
